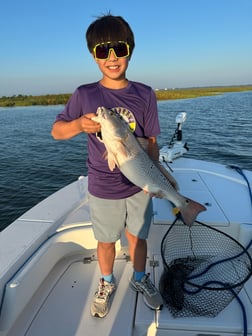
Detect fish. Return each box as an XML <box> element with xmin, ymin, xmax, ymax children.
<box><xmin>92</xmin><ymin>107</ymin><xmax>206</xmax><ymax>226</ymax></box>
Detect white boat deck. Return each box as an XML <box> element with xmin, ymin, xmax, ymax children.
<box><xmin>1</xmin><ymin>158</ymin><xmax>252</xmax><ymax>336</ymax></box>
<box><xmin>5</xmin><ymin>241</ymin><xmax>252</xmax><ymax>336</ymax></box>
<box><xmin>9</xmin><ymin>256</ymin><xmax>136</xmax><ymax>336</ymax></box>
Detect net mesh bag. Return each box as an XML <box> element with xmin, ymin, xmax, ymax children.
<box><xmin>159</xmin><ymin>220</ymin><xmax>252</xmax><ymax>317</ymax></box>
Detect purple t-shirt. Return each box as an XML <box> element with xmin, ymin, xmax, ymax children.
<box><xmin>55</xmin><ymin>81</ymin><xmax>160</xmax><ymax>199</ymax></box>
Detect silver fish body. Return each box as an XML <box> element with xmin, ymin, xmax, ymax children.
<box><xmin>92</xmin><ymin>107</ymin><xmax>206</xmax><ymax>226</ymax></box>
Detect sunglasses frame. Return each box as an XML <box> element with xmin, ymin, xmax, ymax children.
<box><xmin>93</xmin><ymin>41</ymin><xmax>130</xmax><ymax>60</ymax></box>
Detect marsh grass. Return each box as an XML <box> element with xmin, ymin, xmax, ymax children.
<box><xmin>1</xmin><ymin>86</ymin><xmax>252</xmax><ymax>107</ymax></box>
<box><xmin>155</xmin><ymin>85</ymin><xmax>252</xmax><ymax>100</ymax></box>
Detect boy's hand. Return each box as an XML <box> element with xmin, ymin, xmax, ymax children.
<box><xmin>80</xmin><ymin>113</ymin><xmax>101</xmax><ymax>133</ymax></box>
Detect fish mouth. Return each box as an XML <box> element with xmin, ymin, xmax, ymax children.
<box><xmin>96</xmin><ymin>131</ymin><xmax>103</xmax><ymax>142</ymax></box>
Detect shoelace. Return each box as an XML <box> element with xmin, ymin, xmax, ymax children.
<box><xmin>95</xmin><ymin>279</ymin><xmax>112</xmax><ymax>301</ymax></box>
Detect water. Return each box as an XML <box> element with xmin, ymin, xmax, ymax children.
<box><xmin>1</xmin><ymin>91</ymin><xmax>252</xmax><ymax>231</ymax></box>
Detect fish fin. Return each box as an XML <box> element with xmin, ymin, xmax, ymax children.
<box><xmin>107</xmin><ymin>152</ymin><xmax>119</xmax><ymax>171</ymax></box>
<box><xmin>102</xmin><ymin>151</ymin><xmax>108</xmax><ymax>160</ymax></box>
<box><xmin>179</xmin><ymin>199</ymin><xmax>206</xmax><ymax>227</ymax></box>
<box><xmin>102</xmin><ymin>150</ymin><xmax>118</xmax><ymax>171</ymax></box>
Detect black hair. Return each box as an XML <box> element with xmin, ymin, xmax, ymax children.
<box><xmin>86</xmin><ymin>14</ymin><xmax>135</xmax><ymax>56</ymax></box>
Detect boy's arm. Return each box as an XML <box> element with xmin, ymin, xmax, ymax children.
<box><xmin>51</xmin><ymin>113</ymin><xmax>101</xmax><ymax>140</ymax></box>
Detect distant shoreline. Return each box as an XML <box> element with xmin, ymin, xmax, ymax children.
<box><xmin>1</xmin><ymin>85</ymin><xmax>252</xmax><ymax>107</ymax></box>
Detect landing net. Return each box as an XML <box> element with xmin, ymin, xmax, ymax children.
<box><xmin>159</xmin><ymin>220</ymin><xmax>252</xmax><ymax>317</ymax></box>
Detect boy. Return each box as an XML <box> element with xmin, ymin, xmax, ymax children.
<box><xmin>52</xmin><ymin>14</ymin><xmax>171</xmax><ymax>318</ymax></box>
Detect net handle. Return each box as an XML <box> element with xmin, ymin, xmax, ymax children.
<box><xmin>160</xmin><ymin>218</ymin><xmax>178</xmax><ymax>270</ymax></box>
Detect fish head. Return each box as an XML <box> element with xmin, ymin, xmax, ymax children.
<box><xmin>92</xmin><ymin>107</ymin><xmax>130</xmax><ymax>141</ymax></box>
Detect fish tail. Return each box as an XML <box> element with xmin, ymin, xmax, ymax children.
<box><xmin>178</xmin><ymin>198</ymin><xmax>206</xmax><ymax>226</ymax></box>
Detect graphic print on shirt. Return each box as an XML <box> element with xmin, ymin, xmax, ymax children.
<box><xmin>111</xmin><ymin>107</ymin><xmax>136</xmax><ymax>132</ymax></box>
<box><xmin>96</xmin><ymin>107</ymin><xmax>136</xmax><ymax>142</ymax></box>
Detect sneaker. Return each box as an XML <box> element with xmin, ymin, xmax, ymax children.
<box><xmin>130</xmin><ymin>273</ymin><xmax>163</xmax><ymax>310</ymax></box>
<box><xmin>91</xmin><ymin>278</ymin><xmax>116</xmax><ymax>318</ymax></box>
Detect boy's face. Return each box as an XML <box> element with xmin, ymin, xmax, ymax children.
<box><xmin>92</xmin><ymin>41</ymin><xmax>130</xmax><ymax>85</ymax></box>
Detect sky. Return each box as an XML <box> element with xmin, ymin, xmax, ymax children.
<box><xmin>1</xmin><ymin>0</ymin><xmax>252</xmax><ymax>97</ymax></box>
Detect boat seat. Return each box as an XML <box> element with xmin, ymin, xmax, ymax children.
<box><xmin>0</xmin><ymin>225</ymin><xmax>96</xmax><ymax>331</ymax></box>
<box><xmin>0</xmin><ymin>224</ymin><xmax>135</xmax><ymax>336</ymax></box>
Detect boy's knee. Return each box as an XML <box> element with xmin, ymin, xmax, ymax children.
<box><xmin>98</xmin><ymin>241</ymin><xmax>115</xmax><ymax>249</ymax></box>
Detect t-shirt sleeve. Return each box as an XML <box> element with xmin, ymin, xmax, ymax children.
<box><xmin>55</xmin><ymin>89</ymin><xmax>83</xmax><ymax>122</ymax></box>
<box><xmin>144</xmin><ymin>89</ymin><xmax>160</xmax><ymax>137</ymax></box>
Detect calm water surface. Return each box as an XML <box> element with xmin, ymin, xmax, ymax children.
<box><xmin>1</xmin><ymin>91</ymin><xmax>252</xmax><ymax>230</ymax></box>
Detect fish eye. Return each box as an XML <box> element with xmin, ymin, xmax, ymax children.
<box><xmin>109</xmin><ymin>109</ymin><xmax>114</xmax><ymax>115</ymax></box>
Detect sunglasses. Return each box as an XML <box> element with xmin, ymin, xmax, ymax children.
<box><xmin>93</xmin><ymin>41</ymin><xmax>130</xmax><ymax>60</ymax></box>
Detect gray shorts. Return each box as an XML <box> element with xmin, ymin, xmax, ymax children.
<box><xmin>89</xmin><ymin>191</ymin><xmax>153</xmax><ymax>242</ymax></box>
